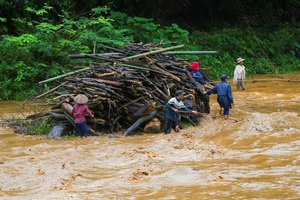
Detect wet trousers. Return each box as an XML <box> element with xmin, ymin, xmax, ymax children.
<box><xmin>75</xmin><ymin>121</ymin><xmax>88</xmax><ymax>137</ymax></box>
<box><xmin>237</xmin><ymin>78</ymin><xmax>246</xmax><ymax>90</ymax></box>
<box><xmin>164</xmin><ymin>119</ymin><xmax>178</xmax><ymax>134</ymax></box>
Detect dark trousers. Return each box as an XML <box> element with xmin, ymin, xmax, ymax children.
<box><xmin>164</xmin><ymin>119</ymin><xmax>178</xmax><ymax>134</ymax></box>
<box><xmin>75</xmin><ymin>121</ymin><xmax>88</xmax><ymax>137</ymax></box>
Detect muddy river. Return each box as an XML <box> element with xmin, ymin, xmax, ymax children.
<box><xmin>0</xmin><ymin>73</ymin><xmax>299</xmax><ymax>200</ymax></box>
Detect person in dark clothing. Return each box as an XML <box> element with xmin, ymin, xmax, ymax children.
<box><xmin>164</xmin><ymin>90</ymin><xmax>198</xmax><ymax>134</ymax></box>
<box><xmin>205</xmin><ymin>74</ymin><xmax>234</xmax><ymax>119</ymax></box>
<box><xmin>190</xmin><ymin>61</ymin><xmax>206</xmax><ymax>85</ymax></box>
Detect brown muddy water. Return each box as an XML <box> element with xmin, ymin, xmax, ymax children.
<box><xmin>0</xmin><ymin>73</ymin><xmax>300</xmax><ymax>200</ymax></box>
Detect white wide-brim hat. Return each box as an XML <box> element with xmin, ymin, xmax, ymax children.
<box><xmin>74</xmin><ymin>94</ymin><xmax>89</xmax><ymax>104</ymax></box>
<box><xmin>237</xmin><ymin>57</ymin><xmax>245</xmax><ymax>63</ymax></box>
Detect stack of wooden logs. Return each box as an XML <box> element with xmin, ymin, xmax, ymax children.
<box><xmin>30</xmin><ymin>43</ymin><xmax>215</xmax><ymax>136</ymax></box>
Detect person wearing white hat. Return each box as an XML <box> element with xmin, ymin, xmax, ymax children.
<box><xmin>233</xmin><ymin>57</ymin><xmax>246</xmax><ymax>91</ymax></box>
<box><xmin>70</xmin><ymin>94</ymin><xmax>94</xmax><ymax>138</ymax></box>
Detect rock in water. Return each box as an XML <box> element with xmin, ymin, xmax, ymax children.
<box><xmin>48</xmin><ymin>124</ymin><xmax>64</xmax><ymax>138</ymax></box>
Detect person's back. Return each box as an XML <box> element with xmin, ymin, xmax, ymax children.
<box><xmin>214</xmin><ymin>81</ymin><xmax>230</xmax><ymax>96</ymax></box>
<box><xmin>205</xmin><ymin>74</ymin><xmax>234</xmax><ymax>119</ymax></box>
<box><xmin>72</xmin><ymin>104</ymin><xmax>91</xmax><ymax>123</ymax></box>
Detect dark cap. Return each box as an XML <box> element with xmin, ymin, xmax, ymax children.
<box><xmin>175</xmin><ymin>90</ymin><xmax>185</xmax><ymax>95</ymax></box>
<box><xmin>220</xmin><ymin>74</ymin><xmax>230</xmax><ymax>80</ymax></box>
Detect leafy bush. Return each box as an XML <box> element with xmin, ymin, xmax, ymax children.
<box><xmin>0</xmin><ymin>4</ymin><xmax>299</xmax><ymax>101</ymax></box>
<box><xmin>185</xmin><ymin>27</ymin><xmax>300</xmax><ymax>79</ymax></box>
<box><xmin>0</xmin><ymin>5</ymin><xmax>190</xmax><ymax>101</ymax></box>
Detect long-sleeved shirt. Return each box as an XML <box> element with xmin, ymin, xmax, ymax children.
<box><xmin>165</xmin><ymin>97</ymin><xmax>191</xmax><ymax>121</ymax></box>
<box><xmin>206</xmin><ymin>80</ymin><xmax>234</xmax><ymax>109</ymax></box>
<box><xmin>190</xmin><ymin>70</ymin><xmax>206</xmax><ymax>85</ymax></box>
<box><xmin>70</xmin><ymin>104</ymin><xmax>92</xmax><ymax>123</ymax></box>
<box><xmin>233</xmin><ymin>64</ymin><xmax>246</xmax><ymax>82</ymax></box>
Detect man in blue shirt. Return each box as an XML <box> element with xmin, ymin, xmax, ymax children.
<box><xmin>205</xmin><ymin>74</ymin><xmax>234</xmax><ymax>119</ymax></box>
<box><xmin>164</xmin><ymin>90</ymin><xmax>198</xmax><ymax>134</ymax></box>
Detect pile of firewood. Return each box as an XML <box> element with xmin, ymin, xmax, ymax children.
<box><xmin>28</xmin><ymin>43</ymin><xmax>215</xmax><ymax>136</ymax></box>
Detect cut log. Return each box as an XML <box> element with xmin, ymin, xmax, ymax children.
<box><xmin>143</xmin><ymin>117</ymin><xmax>161</xmax><ymax>133</ymax></box>
<box><xmin>124</xmin><ymin>110</ymin><xmax>158</xmax><ymax>136</ymax></box>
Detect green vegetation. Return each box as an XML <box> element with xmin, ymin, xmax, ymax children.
<box><xmin>61</xmin><ymin>131</ymin><xmax>78</xmax><ymax>140</ymax></box>
<box><xmin>5</xmin><ymin>116</ymin><xmax>55</xmax><ymax>135</ymax></box>
<box><xmin>0</xmin><ymin>4</ymin><xmax>299</xmax><ymax>101</ymax></box>
<box><xmin>28</xmin><ymin>117</ymin><xmax>54</xmax><ymax>135</ymax></box>
<box><xmin>186</xmin><ymin>27</ymin><xmax>300</xmax><ymax>79</ymax></box>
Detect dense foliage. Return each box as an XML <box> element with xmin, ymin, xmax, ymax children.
<box><xmin>0</xmin><ymin>2</ymin><xmax>299</xmax><ymax>101</ymax></box>
<box><xmin>1</xmin><ymin>0</ymin><xmax>299</xmax><ymax>31</ymax></box>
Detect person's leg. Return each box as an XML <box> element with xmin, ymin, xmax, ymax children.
<box><xmin>81</xmin><ymin>121</ymin><xmax>88</xmax><ymax>138</ymax></box>
<box><xmin>223</xmin><ymin>108</ymin><xmax>230</xmax><ymax>119</ymax></box>
<box><xmin>173</xmin><ymin>118</ymin><xmax>180</xmax><ymax>132</ymax></box>
<box><xmin>164</xmin><ymin>119</ymin><xmax>173</xmax><ymax>134</ymax></box>
<box><xmin>75</xmin><ymin>123</ymin><xmax>82</xmax><ymax>137</ymax></box>
<box><xmin>219</xmin><ymin>106</ymin><xmax>223</xmax><ymax>115</ymax></box>
<box><xmin>237</xmin><ymin>79</ymin><xmax>241</xmax><ymax>91</ymax></box>
<box><xmin>76</xmin><ymin>121</ymin><xmax>88</xmax><ymax>137</ymax></box>
<box><xmin>172</xmin><ymin>122</ymin><xmax>180</xmax><ymax>132</ymax></box>
<box><xmin>241</xmin><ymin>80</ymin><xmax>246</xmax><ymax>90</ymax></box>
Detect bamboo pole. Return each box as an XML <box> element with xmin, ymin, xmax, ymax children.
<box><xmin>121</xmin><ymin>44</ymin><xmax>185</xmax><ymax>61</ymax></box>
<box><xmin>163</xmin><ymin>51</ymin><xmax>219</xmax><ymax>55</ymax></box>
<box><xmin>69</xmin><ymin>53</ymin><xmax>119</xmax><ymax>59</ymax></box>
<box><xmin>38</xmin><ymin>67</ymin><xmax>90</xmax><ymax>84</ymax></box>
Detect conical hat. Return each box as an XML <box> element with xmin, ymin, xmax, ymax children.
<box><xmin>237</xmin><ymin>57</ymin><xmax>245</xmax><ymax>63</ymax></box>
<box><xmin>74</xmin><ymin>94</ymin><xmax>89</xmax><ymax>104</ymax></box>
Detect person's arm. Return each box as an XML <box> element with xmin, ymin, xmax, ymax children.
<box><xmin>227</xmin><ymin>85</ymin><xmax>234</xmax><ymax>104</ymax></box>
<box><xmin>85</xmin><ymin>106</ymin><xmax>94</xmax><ymax>117</ymax></box>
<box><xmin>205</xmin><ymin>86</ymin><xmax>217</xmax><ymax>95</ymax></box>
<box><xmin>233</xmin><ymin>66</ymin><xmax>238</xmax><ymax>83</ymax></box>
<box><xmin>180</xmin><ymin>106</ymin><xmax>191</xmax><ymax>112</ymax></box>
<box><xmin>70</xmin><ymin>105</ymin><xmax>75</xmax><ymax>116</ymax></box>
<box><xmin>166</xmin><ymin>101</ymin><xmax>178</xmax><ymax>112</ymax></box>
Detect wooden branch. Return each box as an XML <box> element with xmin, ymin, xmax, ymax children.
<box><xmin>124</xmin><ymin>110</ymin><xmax>158</xmax><ymax>136</ymax></box>
<box><xmin>145</xmin><ymin>56</ymin><xmax>181</xmax><ymax>82</ymax></box>
<box><xmin>35</xmin><ymin>81</ymin><xmax>68</xmax><ymax>99</ymax></box>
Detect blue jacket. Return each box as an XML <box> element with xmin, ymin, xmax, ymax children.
<box><xmin>190</xmin><ymin>70</ymin><xmax>206</xmax><ymax>85</ymax></box>
<box><xmin>206</xmin><ymin>80</ymin><xmax>234</xmax><ymax>109</ymax></box>
<box><xmin>165</xmin><ymin>97</ymin><xmax>191</xmax><ymax>122</ymax></box>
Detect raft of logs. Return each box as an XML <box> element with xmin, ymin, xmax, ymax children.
<box><xmin>28</xmin><ymin>43</ymin><xmax>216</xmax><ymax>136</ymax></box>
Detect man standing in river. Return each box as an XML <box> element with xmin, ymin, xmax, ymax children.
<box><xmin>233</xmin><ymin>57</ymin><xmax>246</xmax><ymax>91</ymax></box>
<box><xmin>205</xmin><ymin>74</ymin><xmax>234</xmax><ymax>119</ymax></box>
<box><xmin>164</xmin><ymin>90</ymin><xmax>197</xmax><ymax>134</ymax></box>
